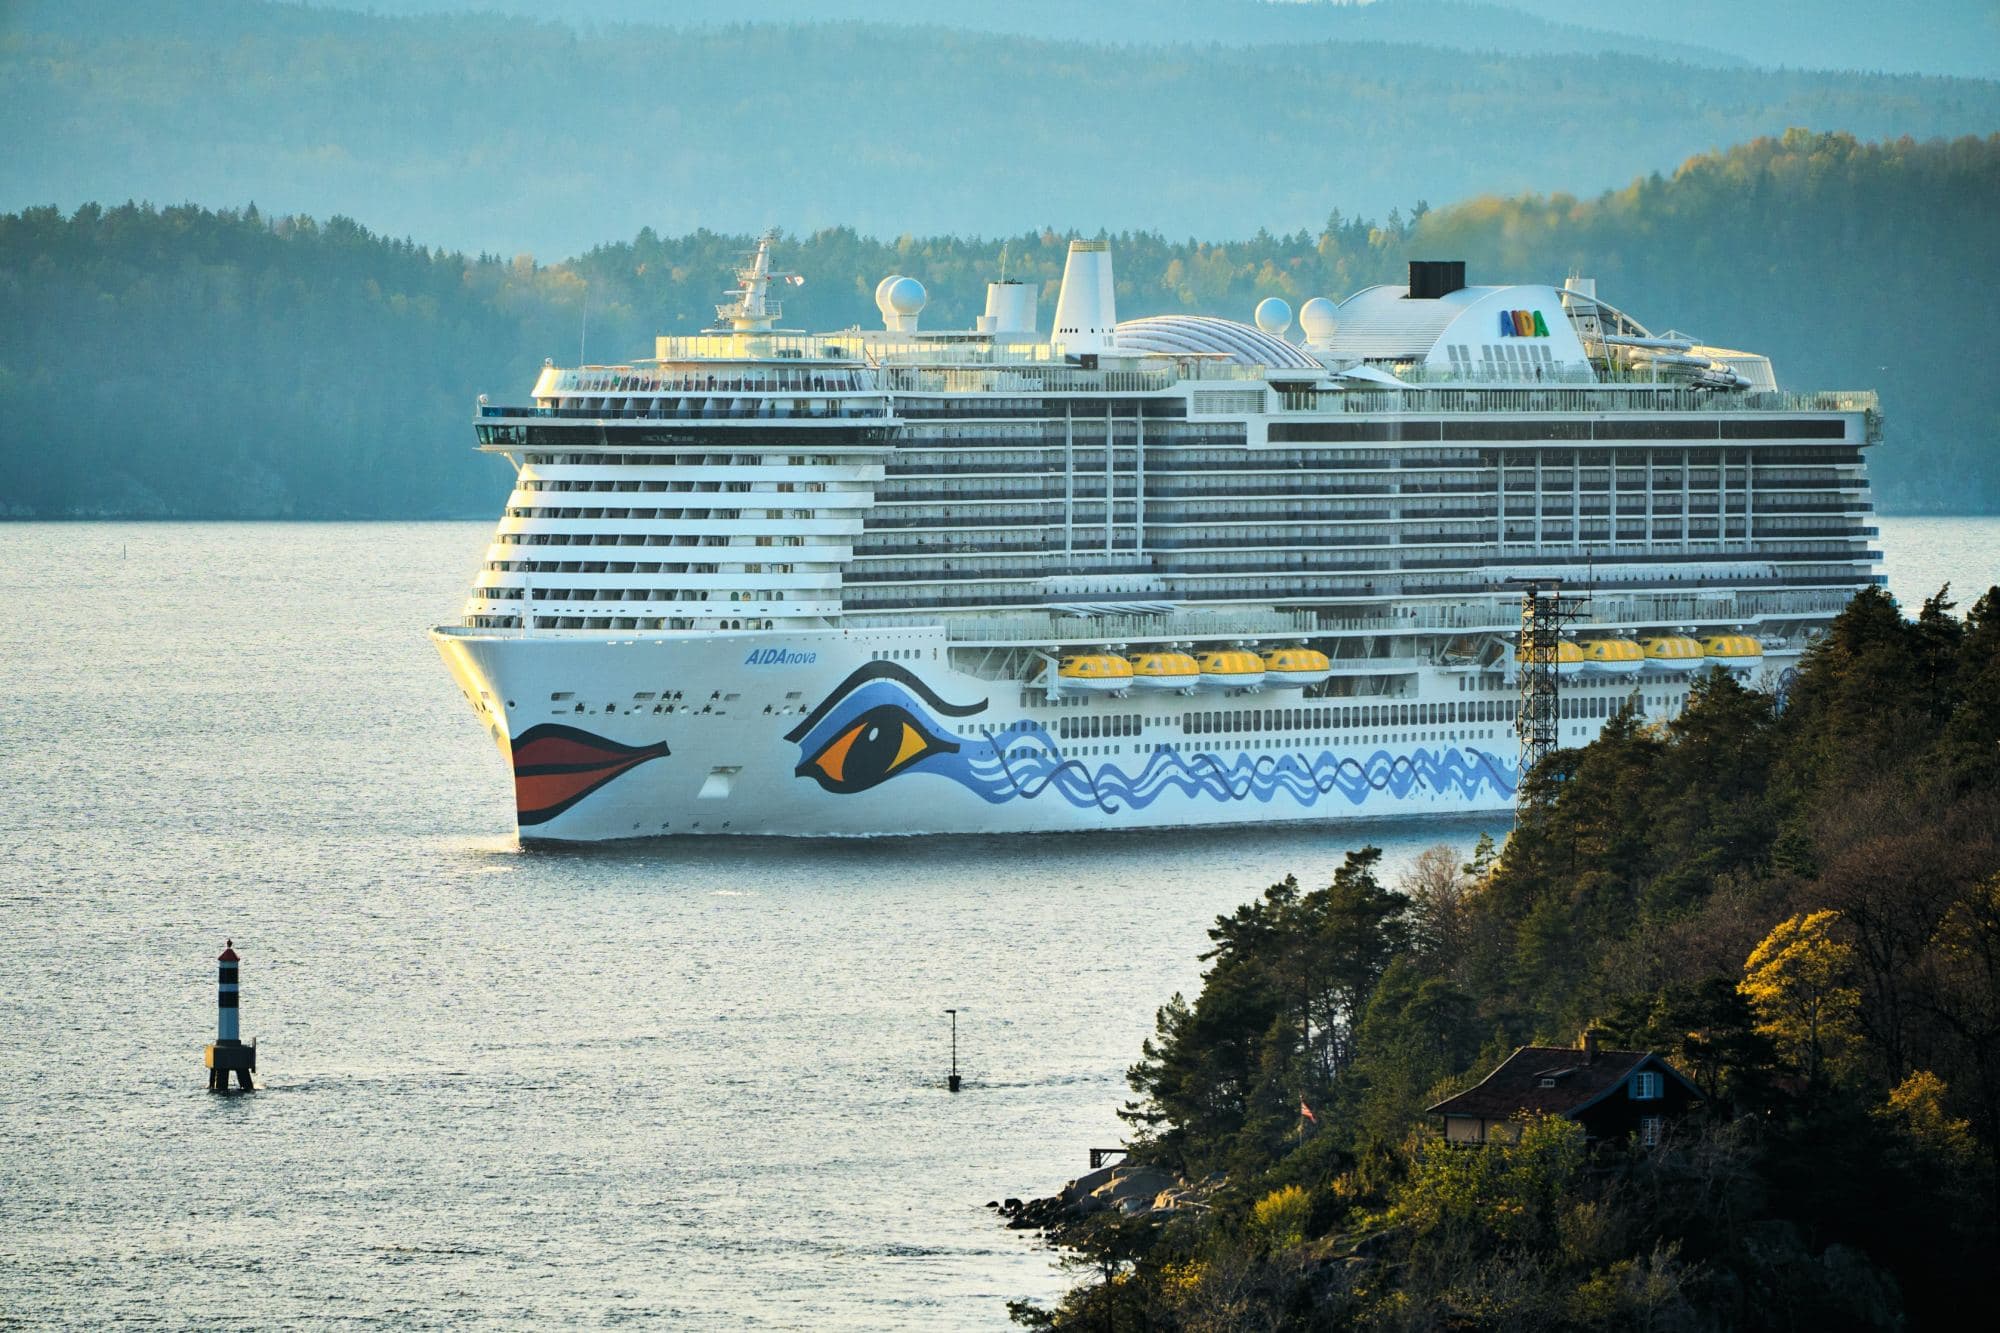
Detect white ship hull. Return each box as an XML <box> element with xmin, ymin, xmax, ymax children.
<box><xmin>434</xmin><ymin>625</ymin><xmax>1789</xmax><ymax>841</ymax></box>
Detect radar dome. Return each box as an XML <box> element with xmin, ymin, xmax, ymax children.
<box><xmin>1299</xmin><ymin>297</ymin><xmax>1338</xmax><ymax>342</ymax></box>
<box><xmin>1253</xmin><ymin>298</ymin><xmax>1293</xmax><ymax>337</ymax></box>
<box><xmin>883</xmin><ymin>276</ymin><xmax>927</xmax><ymax>316</ymax></box>
<box><xmin>875</xmin><ymin>274</ymin><xmax>929</xmax><ymax>330</ymax></box>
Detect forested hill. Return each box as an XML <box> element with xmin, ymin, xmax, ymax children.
<box><xmin>1012</xmin><ymin>575</ymin><xmax>2000</xmax><ymax>1329</ymax></box>
<box><xmin>6</xmin><ymin>0</ymin><xmax>2000</xmax><ymax>256</ymax></box>
<box><xmin>0</xmin><ymin>131</ymin><xmax>1994</xmax><ymax>518</ymax></box>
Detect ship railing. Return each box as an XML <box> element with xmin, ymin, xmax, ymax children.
<box><xmin>881</xmin><ymin>366</ymin><xmax>1178</xmax><ymax>394</ymax></box>
<box><xmin>556</xmin><ymin>362</ymin><xmax>880</xmax><ymax>391</ymax></box>
<box><xmin>480</xmin><ymin>401</ymin><xmax>894</xmax><ymax>421</ymax></box>
<box><xmin>1275</xmin><ymin>387</ymin><xmax>1880</xmax><ymax>415</ymax></box>
<box><xmin>842</xmin><ymin>586</ymin><xmax>1864</xmax><ymax>644</ymax></box>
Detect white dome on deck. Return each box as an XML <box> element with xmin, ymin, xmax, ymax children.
<box><xmin>1253</xmin><ymin>298</ymin><xmax>1292</xmax><ymax>336</ymax></box>
<box><xmin>1299</xmin><ymin>297</ymin><xmax>1338</xmax><ymax>342</ymax></box>
<box><xmin>881</xmin><ymin>276</ymin><xmax>926</xmax><ymax>316</ymax></box>
<box><xmin>876</xmin><ymin>275</ymin><xmax>927</xmax><ymax>331</ymax></box>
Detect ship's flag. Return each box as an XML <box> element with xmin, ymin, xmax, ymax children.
<box><xmin>1299</xmin><ymin>1099</ymin><xmax>1317</xmax><ymax>1124</ymax></box>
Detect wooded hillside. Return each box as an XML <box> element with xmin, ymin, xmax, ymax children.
<box><xmin>1013</xmin><ymin>585</ymin><xmax>2000</xmax><ymax>1329</ymax></box>
<box><xmin>0</xmin><ymin>131</ymin><xmax>1993</xmax><ymax>516</ymax></box>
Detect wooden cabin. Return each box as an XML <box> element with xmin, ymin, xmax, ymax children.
<box><xmin>1426</xmin><ymin>1031</ymin><xmax>1701</xmax><ymax>1147</ymax></box>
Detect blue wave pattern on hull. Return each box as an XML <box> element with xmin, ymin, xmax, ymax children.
<box><xmin>948</xmin><ymin>733</ymin><xmax>1518</xmax><ymax>815</ymax></box>
<box><xmin>786</xmin><ymin>667</ymin><xmax>1518</xmax><ymax>815</ymax></box>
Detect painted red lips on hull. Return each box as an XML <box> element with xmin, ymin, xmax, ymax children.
<box><xmin>510</xmin><ymin>724</ymin><xmax>670</xmax><ymax>826</ymax></box>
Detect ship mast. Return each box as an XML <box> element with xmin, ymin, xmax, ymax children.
<box><xmin>712</xmin><ymin>230</ymin><xmax>802</xmax><ymax>332</ymax></box>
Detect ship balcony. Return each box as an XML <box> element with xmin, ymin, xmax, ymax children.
<box><xmin>480</xmin><ymin>399</ymin><xmax>894</xmax><ymax>422</ymax></box>
<box><xmin>883</xmin><ymin>462</ymin><xmax>1068</xmax><ymax>477</ymax></box>
<box><xmin>496</xmin><ymin>537</ymin><xmax>857</xmax><ymax>560</ymax></box>
<box><xmin>498</xmin><ymin>516</ymin><xmax>861</xmax><ymax>537</ymax></box>
<box><xmin>1755</xmin><ymin>499</ymin><xmax>1873</xmax><ymax>514</ymax></box>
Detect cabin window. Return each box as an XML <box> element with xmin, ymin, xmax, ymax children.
<box><xmin>1639</xmin><ymin>1115</ymin><xmax>1664</xmax><ymax>1147</ymax></box>
<box><xmin>1631</xmin><ymin>1071</ymin><xmax>1663</xmax><ymax>1100</ymax></box>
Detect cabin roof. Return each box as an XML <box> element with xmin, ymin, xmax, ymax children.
<box><xmin>1425</xmin><ymin>1045</ymin><xmax>1693</xmax><ymax>1120</ymax></box>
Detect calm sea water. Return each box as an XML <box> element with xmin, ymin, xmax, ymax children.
<box><xmin>1</xmin><ymin>517</ymin><xmax>1993</xmax><ymax>1327</ymax></box>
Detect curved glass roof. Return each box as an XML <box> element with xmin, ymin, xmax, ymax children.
<box><xmin>1113</xmin><ymin>315</ymin><xmax>1321</xmax><ymax>370</ymax></box>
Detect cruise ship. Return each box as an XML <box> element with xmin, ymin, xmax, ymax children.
<box><xmin>432</xmin><ymin>236</ymin><xmax>1881</xmax><ymax>840</ymax></box>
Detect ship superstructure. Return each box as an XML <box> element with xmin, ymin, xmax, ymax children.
<box><xmin>434</xmin><ymin>237</ymin><xmax>1880</xmax><ymax>839</ymax></box>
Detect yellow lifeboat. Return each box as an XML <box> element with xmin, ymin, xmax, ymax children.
<box><xmin>1514</xmin><ymin>640</ymin><xmax>1586</xmax><ymax>678</ymax></box>
<box><xmin>1127</xmin><ymin>650</ymin><xmax>1200</xmax><ymax>692</ymax></box>
<box><xmin>1579</xmin><ymin>638</ymin><xmax>1644</xmax><ymax>677</ymax></box>
<box><xmin>1640</xmin><ymin>635</ymin><xmax>1705</xmax><ymax>673</ymax></box>
<box><xmin>1702</xmin><ymin>634</ymin><xmax>1764</xmax><ymax>672</ymax></box>
<box><xmin>1196</xmin><ymin>649</ymin><xmax>1266</xmax><ymax>690</ymax></box>
<box><xmin>1262</xmin><ymin>647</ymin><xmax>1332</xmax><ymax>689</ymax></box>
<box><xmin>1057</xmin><ymin>653</ymin><xmax>1135</xmax><ymax>693</ymax></box>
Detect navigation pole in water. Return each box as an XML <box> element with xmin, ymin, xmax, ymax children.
<box><xmin>204</xmin><ymin>941</ymin><xmax>256</xmax><ymax>1092</ymax></box>
<box><xmin>945</xmin><ymin>1008</ymin><xmax>962</xmax><ymax>1093</ymax></box>
<box><xmin>1511</xmin><ymin>577</ymin><xmax>1589</xmax><ymax>785</ymax></box>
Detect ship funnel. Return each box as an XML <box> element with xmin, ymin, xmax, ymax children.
<box><xmin>1407</xmin><ymin>259</ymin><xmax>1466</xmax><ymax>300</ymax></box>
<box><xmin>1051</xmin><ymin>239</ymin><xmax>1117</xmax><ymax>357</ymax></box>
<box><xmin>976</xmin><ymin>280</ymin><xmax>1037</xmax><ymax>334</ymax></box>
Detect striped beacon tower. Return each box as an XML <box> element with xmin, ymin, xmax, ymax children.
<box><xmin>203</xmin><ymin>940</ymin><xmax>256</xmax><ymax>1092</ymax></box>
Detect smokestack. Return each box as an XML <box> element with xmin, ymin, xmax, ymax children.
<box><xmin>976</xmin><ymin>281</ymin><xmax>1037</xmax><ymax>334</ymax></box>
<box><xmin>1407</xmin><ymin>260</ymin><xmax>1467</xmax><ymax>300</ymax></box>
<box><xmin>1051</xmin><ymin>240</ymin><xmax>1117</xmax><ymax>357</ymax></box>
<box><xmin>1579</xmin><ymin>1030</ymin><xmax>1599</xmax><ymax>1063</ymax></box>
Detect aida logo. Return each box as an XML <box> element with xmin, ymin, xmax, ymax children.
<box><xmin>1500</xmin><ymin>309</ymin><xmax>1551</xmax><ymax>337</ymax></box>
<box><xmin>745</xmin><ymin>648</ymin><xmax>817</xmax><ymax>666</ymax></box>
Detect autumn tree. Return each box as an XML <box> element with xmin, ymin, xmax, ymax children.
<box><xmin>1739</xmin><ymin>910</ymin><xmax>1861</xmax><ymax>1093</ymax></box>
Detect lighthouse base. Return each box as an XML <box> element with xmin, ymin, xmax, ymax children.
<box><xmin>204</xmin><ymin>1039</ymin><xmax>256</xmax><ymax>1092</ymax></box>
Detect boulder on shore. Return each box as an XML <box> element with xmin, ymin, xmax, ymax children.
<box><xmin>1000</xmin><ymin>1160</ymin><xmax>1224</xmax><ymax>1238</ymax></box>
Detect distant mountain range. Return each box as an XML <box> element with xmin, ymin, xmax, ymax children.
<box><xmin>284</xmin><ymin>0</ymin><xmax>1752</xmax><ymax>68</ymax></box>
<box><xmin>4</xmin><ymin>1</ymin><xmax>1996</xmax><ymax>259</ymax></box>
<box><xmin>1488</xmin><ymin>0</ymin><xmax>2000</xmax><ymax>80</ymax></box>
<box><xmin>296</xmin><ymin>0</ymin><xmax>2000</xmax><ymax>79</ymax></box>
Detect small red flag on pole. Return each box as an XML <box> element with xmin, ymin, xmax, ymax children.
<box><xmin>1300</xmin><ymin>1098</ymin><xmax>1317</xmax><ymax>1124</ymax></box>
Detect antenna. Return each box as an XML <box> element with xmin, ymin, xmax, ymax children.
<box><xmin>579</xmin><ymin>284</ymin><xmax>588</xmax><ymax>366</ymax></box>
<box><xmin>998</xmin><ymin>240</ymin><xmax>1010</xmax><ymax>283</ymax></box>
<box><xmin>710</xmin><ymin>230</ymin><xmax>798</xmax><ymax>332</ymax></box>
<box><xmin>1509</xmin><ymin>576</ymin><xmax>1589</xmax><ymax>792</ymax></box>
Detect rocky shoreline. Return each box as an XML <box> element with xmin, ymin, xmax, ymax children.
<box><xmin>989</xmin><ymin>1159</ymin><xmax>1220</xmax><ymax>1240</ymax></box>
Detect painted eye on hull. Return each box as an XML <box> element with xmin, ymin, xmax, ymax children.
<box><xmin>797</xmin><ymin>704</ymin><xmax>958</xmax><ymax>793</ymax></box>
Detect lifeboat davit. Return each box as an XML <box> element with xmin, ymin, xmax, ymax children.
<box><xmin>1196</xmin><ymin>649</ymin><xmax>1265</xmax><ymax>691</ymax></box>
<box><xmin>1057</xmin><ymin>653</ymin><xmax>1134</xmax><ymax>693</ymax></box>
<box><xmin>1515</xmin><ymin>640</ymin><xmax>1586</xmax><ymax>678</ymax></box>
<box><xmin>1702</xmin><ymin>635</ymin><xmax>1764</xmax><ymax>673</ymax></box>
<box><xmin>1579</xmin><ymin>638</ymin><xmax>1644</xmax><ymax>677</ymax></box>
<box><xmin>1128</xmin><ymin>650</ymin><xmax>1199</xmax><ymax>691</ymax></box>
<box><xmin>1640</xmin><ymin>636</ymin><xmax>1705</xmax><ymax>673</ymax></box>
<box><xmin>1262</xmin><ymin>647</ymin><xmax>1333</xmax><ymax>689</ymax></box>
